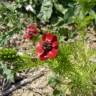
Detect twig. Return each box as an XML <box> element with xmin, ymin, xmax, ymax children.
<box><xmin>0</xmin><ymin>72</ymin><xmax>44</xmax><ymax>96</ymax></box>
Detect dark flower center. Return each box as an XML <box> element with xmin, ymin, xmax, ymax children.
<box><xmin>28</xmin><ymin>31</ymin><xmax>33</xmax><ymax>35</ymax></box>
<box><xmin>43</xmin><ymin>42</ymin><xmax>52</xmax><ymax>52</ymax></box>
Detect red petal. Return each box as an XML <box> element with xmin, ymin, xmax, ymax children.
<box><xmin>33</xmin><ymin>30</ymin><xmax>38</xmax><ymax>36</ymax></box>
<box><xmin>47</xmin><ymin>48</ymin><xmax>58</xmax><ymax>58</ymax></box>
<box><xmin>28</xmin><ymin>24</ymin><xmax>36</xmax><ymax>29</ymax></box>
<box><xmin>23</xmin><ymin>33</ymin><xmax>32</xmax><ymax>39</ymax></box>
<box><xmin>39</xmin><ymin>54</ymin><xmax>48</xmax><ymax>61</ymax></box>
<box><xmin>36</xmin><ymin>42</ymin><xmax>44</xmax><ymax>57</ymax></box>
<box><xmin>27</xmin><ymin>28</ymin><xmax>37</xmax><ymax>35</ymax></box>
<box><xmin>42</xmin><ymin>33</ymin><xmax>47</xmax><ymax>41</ymax></box>
<box><xmin>52</xmin><ymin>41</ymin><xmax>58</xmax><ymax>48</ymax></box>
<box><xmin>52</xmin><ymin>35</ymin><xmax>57</xmax><ymax>42</ymax></box>
<box><xmin>36</xmin><ymin>49</ymin><xmax>44</xmax><ymax>57</ymax></box>
<box><xmin>46</xmin><ymin>33</ymin><xmax>54</xmax><ymax>42</ymax></box>
<box><xmin>36</xmin><ymin>41</ymin><xmax>48</xmax><ymax>61</ymax></box>
<box><xmin>36</xmin><ymin>42</ymin><xmax>42</xmax><ymax>49</ymax></box>
<box><xmin>26</xmin><ymin>24</ymin><xmax>38</xmax><ymax>35</ymax></box>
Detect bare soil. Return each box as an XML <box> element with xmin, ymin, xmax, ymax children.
<box><xmin>11</xmin><ymin>67</ymin><xmax>53</xmax><ymax>96</ymax></box>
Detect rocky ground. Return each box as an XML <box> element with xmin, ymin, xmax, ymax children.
<box><xmin>11</xmin><ymin>67</ymin><xmax>53</xmax><ymax>96</ymax></box>
<box><xmin>86</xmin><ymin>27</ymin><xmax>96</xmax><ymax>49</ymax></box>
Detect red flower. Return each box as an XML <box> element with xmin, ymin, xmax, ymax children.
<box><xmin>36</xmin><ymin>33</ymin><xmax>58</xmax><ymax>61</ymax></box>
<box><xmin>23</xmin><ymin>24</ymin><xmax>38</xmax><ymax>39</ymax></box>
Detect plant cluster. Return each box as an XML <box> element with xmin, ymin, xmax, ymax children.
<box><xmin>0</xmin><ymin>0</ymin><xmax>96</xmax><ymax>96</ymax></box>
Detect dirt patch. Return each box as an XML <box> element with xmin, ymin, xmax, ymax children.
<box><xmin>11</xmin><ymin>67</ymin><xmax>53</xmax><ymax>96</ymax></box>
<box><xmin>87</xmin><ymin>27</ymin><xmax>96</xmax><ymax>49</ymax></box>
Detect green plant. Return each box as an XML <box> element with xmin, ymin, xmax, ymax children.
<box><xmin>1</xmin><ymin>0</ymin><xmax>96</xmax><ymax>46</ymax></box>
<box><xmin>43</xmin><ymin>40</ymin><xmax>96</xmax><ymax>96</ymax></box>
<box><xmin>0</xmin><ymin>61</ymin><xmax>14</xmax><ymax>82</ymax></box>
<box><xmin>0</xmin><ymin>0</ymin><xmax>96</xmax><ymax>96</ymax></box>
<box><xmin>0</xmin><ymin>48</ymin><xmax>18</xmax><ymax>61</ymax></box>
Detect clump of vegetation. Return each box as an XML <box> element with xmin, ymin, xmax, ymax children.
<box><xmin>0</xmin><ymin>0</ymin><xmax>96</xmax><ymax>96</ymax></box>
